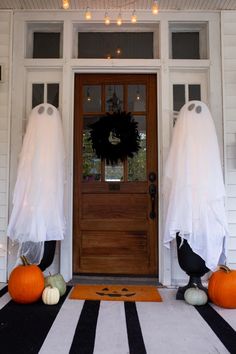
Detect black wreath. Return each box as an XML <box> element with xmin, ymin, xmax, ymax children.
<box><xmin>89</xmin><ymin>111</ymin><xmax>141</xmax><ymax>165</ymax></box>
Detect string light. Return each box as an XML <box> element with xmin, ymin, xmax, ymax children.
<box><xmin>152</xmin><ymin>0</ymin><xmax>159</xmax><ymax>14</ymax></box>
<box><xmin>62</xmin><ymin>1</ymin><xmax>159</xmax><ymax>25</ymax></box>
<box><xmin>85</xmin><ymin>7</ymin><xmax>92</xmax><ymax>20</ymax></box>
<box><xmin>116</xmin><ymin>48</ymin><xmax>121</xmax><ymax>55</ymax></box>
<box><xmin>136</xmin><ymin>86</ymin><xmax>141</xmax><ymax>101</ymax></box>
<box><xmin>62</xmin><ymin>0</ymin><xmax>70</xmax><ymax>10</ymax></box>
<box><xmin>87</xmin><ymin>88</ymin><xmax>91</xmax><ymax>101</ymax></box>
<box><xmin>104</xmin><ymin>12</ymin><xmax>111</xmax><ymax>25</ymax></box>
<box><xmin>131</xmin><ymin>10</ymin><xmax>137</xmax><ymax>23</ymax></box>
<box><xmin>116</xmin><ymin>12</ymin><xmax>122</xmax><ymax>26</ymax></box>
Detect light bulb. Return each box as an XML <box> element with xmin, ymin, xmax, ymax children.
<box><xmin>136</xmin><ymin>86</ymin><xmax>141</xmax><ymax>101</ymax></box>
<box><xmin>87</xmin><ymin>88</ymin><xmax>91</xmax><ymax>101</ymax></box>
<box><xmin>85</xmin><ymin>7</ymin><xmax>92</xmax><ymax>20</ymax></box>
<box><xmin>116</xmin><ymin>48</ymin><xmax>121</xmax><ymax>55</ymax></box>
<box><xmin>62</xmin><ymin>0</ymin><xmax>70</xmax><ymax>10</ymax></box>
<box><xmin>117</xmin><ymin>12</ymin><xmax>122</xmax><ymax>26</ymax></box>
<box><xmin>104</xmin><ymin>12</ymin><xmax>110</xmax><ymax>25</ymax></box>
<box><xmin>131</xmin><ymin>10</ymin><xmax>137</xmax><ymax>23</ymax></box>
<box><xmin>152</xmin><ymin>0</ymin><xmax>159</xmax><ymax>15</ymax></box>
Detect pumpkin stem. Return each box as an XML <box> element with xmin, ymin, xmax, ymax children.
<box><xmin>20</xmin><ymin>255</ymin><xmax>30</xmax><ymax>266</ymax></box>
<box><xmin>192</xmin><ymin>283</ymin><xmax>198</xmax><ymax>289</ymax></box>
<box><xmin>219</xmin><ymin>264</ymin><xmax>231</xmax><ymax>273</ymax></box>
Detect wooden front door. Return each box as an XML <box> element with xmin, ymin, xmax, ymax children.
<box><xmin>73</xmin><ymin>74</ymin><xmax>158</xmax><ymax>275</ymax></box>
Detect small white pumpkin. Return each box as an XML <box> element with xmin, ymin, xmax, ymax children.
<box><xmin>184</xmin><ymin>284</ymin><xmax>208</xmax><ymax>306</ymax></box>
<box><xmin>42</xmin><ymin>286</ymin><xmax>60</xmax><ymax>305</ymax></box>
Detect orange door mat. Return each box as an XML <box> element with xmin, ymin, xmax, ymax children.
<box><xmin>69</xmin><ymin>284</ymin><xmax>162</xmax><ymax>302</ymax></box>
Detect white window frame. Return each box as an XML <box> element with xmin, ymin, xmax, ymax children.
<box><xmin>25</xmin><ymin>22</ymin><xmax>64</xmax><ymax>58</ymax></box>
<box><xmin>169</xmin><ymin>22</ymin><xmax>209</xmax><ymax>59</ymax></box>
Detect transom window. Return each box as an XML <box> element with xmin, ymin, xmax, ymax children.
<box><xmin>73</xmin><ymin>23</ymin><xmax>159</xmax><ymax>59</ymax></box>
<box><xmin>78</xmin><ymin>32</ymin><xmax>154</xmax><ymax>59</ymax></box>
<box><xmin>26</xmin><ymin>22</ymin><xmax>63</xmax><ymax>58</ymax></box>
<box><xmin>169</xmin><ymin>22</ymin><xmax>208</xmax><ymax>59</ymax></box>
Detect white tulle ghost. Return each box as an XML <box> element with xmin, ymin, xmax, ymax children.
<box><xmin>7</xmin><ymin>103</ymin><xmax>66</xmax><ymax>264</ymax></box>
<box><xmin>163</xmin><ymin>100</ymin><xmax>228</xmax><ymax>271</ymax></box>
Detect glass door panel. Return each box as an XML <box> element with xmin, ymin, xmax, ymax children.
<box><xmin>105</xmin><ymin>85</ymin><xmax>123</xmax><ymax>112</ymax></box>
<box><xmin>83</xmin><ymin>116</ymin><xmax>101</xmax><ymax>181</ymax></box>
<box><xmin>128</xmin><ymin>116</ymin><xmax>147</xmax><ymax>181</ymax></box>
<box><xmin>83</xmin><ymin>85</ymin><xmax>101</xmax><ymax>113</ymax></box>
<box><xmin>82</xmin><ymin>81</ymin><xmax>148</xmax><ymax>183</ymax></box>
<box><xmin>105</xmin><ymin>162</ymin><xmax>124</xmax><ymax>181</ymax></box>
<box><xmin>128</xmin><ymin>85</ymin><xmax>146</xmax><ymax>112</ymax></box>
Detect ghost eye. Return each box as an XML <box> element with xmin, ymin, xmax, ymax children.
<box><xmin>47</xmin><ymin>107</ymin><xmax>53</xmax><ymax>115</ymax></box>
<box><xmin>188</xmin><ymin>103</ymin><xmax>195</xmax><ymax>111</ymax></box>
<box><xmin>122</xmin><ymin>288</ymin><xmax>129</xmax><ymax>292</ymax></box>
<box><xmin>195</xmin><ymin>105</ymin><xmax>202</xmax><ymax>114</ymax></box>
<box><xmin>102</xmin><ymin>288</ymin><xmax>109</xmax><ymax>291</ymax></box>
<box><xmin>38</xmin><ymin>106</ymin><xmax>45</xmax><ymax>114</ymax></box>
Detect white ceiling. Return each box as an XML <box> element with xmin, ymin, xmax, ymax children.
<box><xmin>0</xmin><ymin>0</ymin><xmax>236</xmax><ymax>11</ymax></box>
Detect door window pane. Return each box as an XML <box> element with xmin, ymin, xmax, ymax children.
<box><xmin>47</xmin><ymin>83</ymin><xmax>59</xmax><ymax>107</ymax></box>
<box><xmin>128</xmin><ymin>85</ymin><xmax>146</xmax><ymax>112</ymax></box>
<box><xmin>83</xmin><ymin>86</ymin><xmax>101</xmax><ymax>113</ymax></box>
<box><xmin>173</xmin><ymin>84</ymin><xmax>185</xmax><ymax>111</ymax></box>
<box><xmin>78</xmin><ymin>32</ymin><xmax>153</xmax><ymax>59</ymax></box>
<box><xmin>188</xmin><ymin>84</ymin><xmax>201</xmax><ymax>101</ymax></box>
<box><xmin>128</xmin><ymin>116</ymin><xmax>146</xmax><ymax>181</ymax></box>
<box><xmin>33</xmin><ymin>33</ymin><xmax>60</xmax><ymax>58</ymax></box>
<box><xmin>83</xmin><ymin>116</ymin><xmax>101</xmax><ymax>181</ymax></box>
<box><xmin>32</xmin><ymin>83</ymin><xmax>44</xmax><ymax>108</ymax></box>
<box><xmin>105</xmin><ymin>162</ymin><xmax>124</xmax><ymax>181</ymax></box>
<box><xmin>105</xmin><ymin>85</ymin><xmax>123</xmax><ymax>112</ymax></box>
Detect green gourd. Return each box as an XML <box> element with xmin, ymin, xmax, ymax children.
<box><xmin>44</xmin><ymin>273</ymin><xmax>66</xmax><ymax>296</ymax></box>
<box><xmin>184</xmin><ymin>284</ymin><xmax>208</xmax><ymax>306</ymax></box>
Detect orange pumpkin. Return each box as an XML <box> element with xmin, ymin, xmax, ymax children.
<box><xmin>8</xmin><ymin>255</ymin><xmax>44</xmax><ymax>304</ymax></box>
<box><xmin>208</xmin><ymin>265</ymin><xmax>236</xmax><ymax>308</ymax></box>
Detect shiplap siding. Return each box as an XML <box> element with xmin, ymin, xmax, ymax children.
<box><xmin>0</xmin><ymin>11</ymin><xmax>11</xmax><ymax>282</ymax></box>
<box><xmin>222</xmin><ymin>11</ymin><xmax>236</xmax><ymax>270</ymax></box>
<box><xmin>1</xmin><ymin>0</ymin><xmax>236</xmax><ymax>11</ymax></box>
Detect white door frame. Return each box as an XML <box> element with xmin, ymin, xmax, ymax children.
<box><xmin>60</xmin><ymin>64</ymin><xmax>165</xmax><ymax>282</ymax></box>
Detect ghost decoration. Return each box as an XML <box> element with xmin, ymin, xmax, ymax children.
<box><xmin>163</xmin><ymin>100</ymin><xmax>228</xmax><ymax>271</ymax></box>
<box><xmin>7</xmin><ymin>103</ymin><xmax>66</xmax><ymax>264</ymax></box>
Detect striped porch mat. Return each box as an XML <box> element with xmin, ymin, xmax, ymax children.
<box><xmin>0</xmin><ymin>286</ymin><xmax>235</xmax><ymax>354</ymax></box>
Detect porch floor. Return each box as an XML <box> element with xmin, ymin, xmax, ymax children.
<box><xmin>0</xmin><ymin>284</ymin><xmax>235</xmax><ymax>353</ymax></box>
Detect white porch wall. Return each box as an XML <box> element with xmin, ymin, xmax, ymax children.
<box><xmin>0</xmin><ymin>11</ymin><xmax>11</xmax><ymax>282</ymax></box>
<box><xmin>5</xmin><ymin>9</ymin><xmax>225</xmax><ymax>284</ymax></box>
<box><xmin>222</xmin><ymin>11</ymin><xmax>236</xmax><ymax>270</ymax></box>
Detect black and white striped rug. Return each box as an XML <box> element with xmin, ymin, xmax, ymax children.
<box><xmin>0</xmin><ymin>286</ymin><xmax>235</xmax><ymax>354</ymax></box>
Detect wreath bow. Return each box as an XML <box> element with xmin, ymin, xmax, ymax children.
<box><xmin>89</xmin><ymin>111</ymin><xmax>141</xmax><ymax>165</ymax></box>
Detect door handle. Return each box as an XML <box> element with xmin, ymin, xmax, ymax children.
<box><xmin>149</xmin><ymin>183</ymin><xmax>156</xmax><ymax>219</ymax></box>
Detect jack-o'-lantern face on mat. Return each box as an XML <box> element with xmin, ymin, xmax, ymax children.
<box><xmin>69</xmin><ymin>284</ymin><xmax>162</xmax><ymax>302</ymax></box>
<box><xmin>96</xmin><ymin>287</ymin><xmax>136</xmax><ymax>298</ymax></box>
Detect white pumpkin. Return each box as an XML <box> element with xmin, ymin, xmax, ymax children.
<box><xmin>42</xmin><ymin>286</ymin><xmax>60</xmax><ymax>305</ymax></box>
<box><xmin>184</xmin><ymin>285</ymin><xmax>208</xmax><ymax>306</ymax></box>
